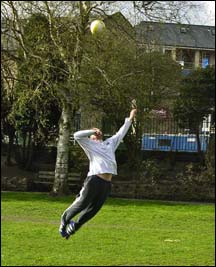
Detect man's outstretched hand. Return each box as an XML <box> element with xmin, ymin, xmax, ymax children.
<box><xmin>129</xmin><ymin>109</ymin><xmax>137</xmax><ymax>121</ymax></box>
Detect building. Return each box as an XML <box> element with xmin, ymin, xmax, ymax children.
<box><xmin>135</xmin><ymin>21</ymin><xmax>215</xmax><ymax>72</ymax></box>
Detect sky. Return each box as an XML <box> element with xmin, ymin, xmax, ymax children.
<box><xmin>1</xmin><ymin>1</ymin><xmax>215</xmax><ymax>26</ymax></box>
<box><xmin>115</xmin><ymin>1</ymin><xmax>215</xmax><ymax>26</ymax></box>
<box><xmin>188</xmin><ymin>1</ymin><xmax>215</xmax><ymax>26</ymax></box>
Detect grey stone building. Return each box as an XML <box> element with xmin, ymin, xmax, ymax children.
<box><xmin>135</xmin><ymin>21</ymin><xmax>215</xmax><ymax>71</ymax></box>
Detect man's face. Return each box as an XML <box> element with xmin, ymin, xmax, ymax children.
<box><xmin>90</xmin><ymin>129</ymin><xmax>103</xmax><ymax>142</ymax></box>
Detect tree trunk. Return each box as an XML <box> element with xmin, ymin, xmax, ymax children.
<box><xmin>6</xmin><ymin>130</ymin><xmax>15</xmax><ymax>166</ymax></box>
<box><xmin>52</xmin><ymin>105</ymin><xmax>72</xmax><ymax>196</ymax></box>
<box><xmin>25</xmin><ymin>131</ymin><xmax>34</xmax><ymax>170</ymax></box>
<box><xmin>22</xmin><ymin>132</ymin><xmax>27</xmax><ymax>167</ymax></box>
<box><xmin>195</xmin><ymin>129</ymin><xmax>201</xmax><ymax>153</ymax></box>
<box><xmin>195</xmin><ymin>127</ymin><xmax>203</xmax><ymax>163</ymax></box>
<box><xmin>124</xmin><ymin>120</ymin><xmax>143</xmax><ymax>170</ymax></box>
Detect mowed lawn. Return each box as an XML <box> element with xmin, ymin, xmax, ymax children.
<box><xmin>1</xmin><ymin>192</ymin><xmax>215</xmax><ymax>266</ymax></box>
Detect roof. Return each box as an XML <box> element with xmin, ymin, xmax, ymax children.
<box><xmin>135</xmin><ymin>21</ymin><xmax>215</xmax><ymax>50</ymax></box>
<box><xmin>104</xmin><ymin>12</ymin><xmax>135</xmax><ymax>40</ymax></box>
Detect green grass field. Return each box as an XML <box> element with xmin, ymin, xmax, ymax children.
<box><xmin>1</xmin><ymin>192</ymin><xmax>215</xmax><ymax>266</ymax></box>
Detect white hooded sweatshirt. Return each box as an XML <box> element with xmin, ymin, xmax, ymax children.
<box><xmin>74</xmin><ymin>118</ymin><xmax>132</xmax><ymax>176</ymax></box>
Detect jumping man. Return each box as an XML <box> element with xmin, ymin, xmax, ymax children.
<box><xmin>59</xmin><ymin>108</ymin><xmax>137</xmax><ymax>239</ymax></box>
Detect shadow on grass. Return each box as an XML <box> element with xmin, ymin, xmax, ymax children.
<box><xmin>2</xmin><ymin>191</ymin><xmax>209</xmax><ymax>208</ymax></box>
<box><xmin>1</xmin><ymin>191</ymin><xmax>73</xmax><ymax>204</ymax></box>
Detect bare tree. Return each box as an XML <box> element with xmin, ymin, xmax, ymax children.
<box><xmin>132</xmin><ymin>1</ymin><xmax>202</xmax><ymax>23</ymax></box>
<box><xmin>1</xmin><ymin>1</ymin><xmax>105</xmax><ymax>195</ymax></box>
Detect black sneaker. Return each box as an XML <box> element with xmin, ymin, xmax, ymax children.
<box><xmin>65</xmin><ymin>221</ymin><xmax>75</xmax><ymax>239</ymax></box>
<box><xmin>59</xmin><ymin>223</ymin><xmax>68</xmax><ymax>238</ymax></box>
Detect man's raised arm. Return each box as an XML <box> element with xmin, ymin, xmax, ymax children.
<box><xmin>74</xmin><ymin>129</ymin><xmax>96</xmax><ymax>140</ymax></box>
<box><xmin>109</xmin><ymin>108</ymin><xmax>137</xmax><ymax>150</ymax></box>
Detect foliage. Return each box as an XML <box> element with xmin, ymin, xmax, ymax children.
<box><xmin>1</xmin><ymin>76</ymin><xmax>15</xmax><ymax>138</ymax></box>
<box><xmin>82</xmin><ymin>33</ymin><xmax>181</xmax><ymax>122</ymax></box>
<box><xmin>1</xmin><ymin>74</ymin><xmax>17</xmax><ymax>165</ymax></box>
<box><xmin>80</xmin><ymin>25</ymin><xmax>136</xmax><ymax>121</ymax></box>
<box><xmin>80</xmin><ymin>27</ymin><xmax>181</xmax><ymax>167</ymax></box>
<box><xmin>202</xmin><ymin>136</ymin><xmax>215</xmax><ymax>183</ymax></box>
<box><xmin>1</xmin><ymin>13</ymin><xmax>62</xmax><ymax>168</ymax></box>
<box><xmin>175</xmin><ymin>156</ymin><xmax>215</xmax><ymax>195</ymax></box>
<box><xmin>1</xmin><ymin>1</ymin><xmax>207</xmax><ymax>192</ymax></box>
<box><xmin>139</xmin><ymin>159</ymin><xmax>163</xmax><ymax>185</ymax></box>
<box><xmin>173</xmin><ymin>66</ymin><xmax>215</xmax><ymax>132</ymax></box>
<box><xmin>10</xmin><ymin>13</ymin><xmax>62</xmax><ymax>146</ymax></box>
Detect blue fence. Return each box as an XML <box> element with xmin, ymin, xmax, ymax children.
<box><xmin>142</xmin><ymin>134</ymin><xmax>209</xmax><ymax>152</ymax></box>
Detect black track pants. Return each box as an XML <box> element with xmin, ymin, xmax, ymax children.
<box><xmin>61</xmin><ymin>175</ymin><xmax>111</xmax><ymax>231</ymax></box>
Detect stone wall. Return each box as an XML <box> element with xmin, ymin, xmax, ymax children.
<box><xmin>111</xmin><ymin>176</ymin><xmax>215</xmax><ymax>202</ymax></box>
<box><xmin>2</xmin><ymin>176</ymin><xmax>29</xmax><ymax>191</ymax></box>
<box><xmin>2</xmin><ymin>149</ymin><xmax>214</xmax><ymax>202</ymax></box>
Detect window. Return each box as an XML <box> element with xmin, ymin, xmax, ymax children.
<box><xmin>187</xmin><ymin>138</ymin><xmax>196</xmax><ymax>142</ymax></box>
<box><xmin>147</xmin><ymin>25</ymin><xmax>154</xmax><ymax>31</ymax></box>
<box><xmin>158</xmin><ymin>139</ymin><xmax>171</xmax><ymax>147</ymax></box>
<box><xmin>180</xmin><ymin>27</ymin><xmax>187</xmax><ymax>33</ymax></box>
<box><xmin>176</xmin><ymin>49</ymin><xmax>195</xmax><ymax>69</ymax></box>
<box><xmin>199</xmin><ymin>51</ymin><xmax>210</xmax><ymax>68</ymax></box>
<box><xmin>164</xmin><ymin>49</ymin><xmax>172</xmax><ymax>57</ymax></box>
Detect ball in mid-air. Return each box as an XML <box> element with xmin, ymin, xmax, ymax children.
<box><xmin>90</xmin><ymin>20</ymin><xmax>105</xmax><ymax>34</ymax></box>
